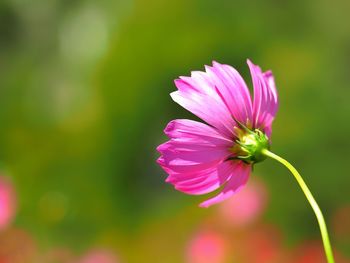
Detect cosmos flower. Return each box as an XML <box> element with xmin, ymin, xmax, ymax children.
<box><xmin>186</xmin><ymin>229</ymin><xmax>229</xmax><ymax>263</ymax></box>
<box><xmin>0</xmin><ymin>176</ymin><xmax>17</xmax><ymax>229</ymax></box>
<box><xmin>157</xmin><ymin>60</ymin><xmax>278</xmax><ymax>207</ymax></box>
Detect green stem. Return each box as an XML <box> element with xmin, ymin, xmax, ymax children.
<box><xmin>261</xmin><ymin>149</ymin><xmax>335</xmax><ymax>263</ymax></box>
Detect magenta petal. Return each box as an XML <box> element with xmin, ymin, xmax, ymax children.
<box><xmin>158</xmin><ymin>141</ymin><xmax>228</xmax><ymax>167</ymax></box>
<box><xmin>171</xmin><ymin>89</ymin><xmax>236</xmax><ymax>139</ymax></box>
<box><xmin>170</xmin><ymin>161</ymin><xmax>235</xmax><ymax>195</ymax></box>
<box><xmin>247</xmin><ymin>59</ymin><xmax>278</xmax><ymax>134</ymax></box>
<box><xmin>164</xmin><ymin>119</ymin><xmax>232</xmax><ymax>146</ymax></box>
<box><xmin>157</xmin><ymin>119</ymin><xmax>232</xmax><ymax>175</ymax></box>
<box><xmin>172</xmin><ymin>66</ymin><xmax>247</xmax><ymax>138</ymax></box>
<box><xmin>199</xmin><ymin>162</ymin><xmax>250</xmax><ymax>208</ymax></box>
<box><xmin>205</xmin><ymin>61</ymin><xmax>253</xmax><ymax>124</ymax></box>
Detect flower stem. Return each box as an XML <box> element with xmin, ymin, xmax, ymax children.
<box><xmin>261</xmin><ymin>149</ymin><xmax>335</xmax><ymax>263</ymax></box>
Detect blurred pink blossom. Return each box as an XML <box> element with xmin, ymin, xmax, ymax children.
<box><xmin>332</xmin><ymin>205</ymin><xmax>350</xmax><ymax>240</ymax></box>
<box><xmin>0</xmin><ymin>228</ymin><xmax>37</xmax><ymax>263</ymax></box>
<box><xmin>0</xmin><ymin>176</ymin><xmax>16</xmax><ymax>230</ymax></box>
<box><xmin>238</xmin><ymin>225</ymin><xmax>286</xmax><ymax>263</ymax></box>
<box><xmin>186</xmin><ymin>230</ymin><xmax>228</xmax><ymax>263</ymax></box>
<box><xmin>218</xmin><ymin>178</ymin><xmax>267</xmax><ymax>228</ymax></box>
<box><xmin>79</xmin><ymin>248</ymin><xmax>119</xmax><ymax>263</ymax></box>
<box><xmin>292</xmin><ymin>241</ymin><xmax>350</xmax><ymax>263</ymax></box>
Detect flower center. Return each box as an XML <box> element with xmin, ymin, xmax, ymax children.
<box><xmin>230</xmin><ymin>126</ymin><xmax>270</xmax><ymax>164</ymax></box>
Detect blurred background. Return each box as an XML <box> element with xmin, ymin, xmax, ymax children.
<box><xmin>0</xmin><ymin>0</ymin><xmax>350</xmax><ymax>262</ymax></box>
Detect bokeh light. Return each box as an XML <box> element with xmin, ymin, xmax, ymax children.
<box><xmin>186</xmin><ymin>229</ymin><xmax>229</xmax><ymax>263</ymax></box>
<box><xmin>0</xmin><ymin>176</ymin><xmax>16</xmax><ymax>230</ymax></box>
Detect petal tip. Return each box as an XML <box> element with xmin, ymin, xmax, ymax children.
<box><xmin>198</xmin><ymin>202</ymin><xmax>210</xmax><ymax>208</ymax></box>
<box><xmin>169</xmin><ymin>90</ymin><xmax>179</xmax><ymax>101</ymax></box>
<box><xmin>211</xmin><ymin>60</ymin><xmax>225</xmax><ymax>69</ymax></box>
<box><xmin>156</xmin><ymin>156</ymin><xmax>165</xmax><ymax>165</ymax></box>
<box><xmin>173</xmin><ymin>78</ymin><xmax>184</xmax><ymax>89</ymax></box>
<box><xmin>246</xmin><ymin>58</ymin><xmax>257</xmax><ymax>68</ymax></box>
<box><xmin>156</xmin><ymin>144</ymin><xmax>166</xmax><ymax>153</ymax></box>
<box><xmin>165</xmin><ymin>176</ymin><xmax>172</xmax><ymax>183</ymax></box>
<box><xmin>164</xmin><ymin>120</ymin><xmax>175</xmax><ymax>135</ymax></box>
<box><xmin>263</xmin><ymin>70</ymin><xmax>273</xmax><ymax>78</ymax></box>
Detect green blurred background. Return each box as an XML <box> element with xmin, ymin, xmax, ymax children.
<box><xmin>0</xmin><ymin>0</ymin><xmax>350</xmax><ymax>262</ymax></box>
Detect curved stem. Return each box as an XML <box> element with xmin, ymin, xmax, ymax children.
<box><xmin>262</xmin><ymin>149</ymin><xmax>335</xmax><ymax>263</ymax></box>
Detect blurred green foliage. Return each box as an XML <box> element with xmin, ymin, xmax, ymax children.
<box><xmin>0</xmin><ymin>0</ymin><xmax>350</xmax><ymax>261</ymax></box>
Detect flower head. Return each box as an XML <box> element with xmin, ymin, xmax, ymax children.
<box><xmin>157</xmin><ymin>60</ymin><xmax>278</xmax><ymax>207</ymax></box>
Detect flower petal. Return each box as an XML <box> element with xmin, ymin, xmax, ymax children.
<box><xmin>157</xmin><ymin>119</ymin><xmax>232</xmax><ymax>175</ymax></box>
<box><xmin>199</xmin><ymin>162</ymin><xmax>250</xmax><ymax>208</ymax></box>
<box><xmin>169</xmin><ymin>161</ymin><xmax>236</xmax><ymax>195</ymax></box>
<box><xmin>171</xmin><ymin>89</ymin><xmax>235</xmax><ymax>139</ymax></box>
<box><xmin>247</xmin><ymin>59</ymin><xmax>278</xmax><ymax>134</ymax></box>
<box><xmin>205</xmin><ymin>61</ymin><xmax>253</xmax><ymax>124</ymax></box>
<box><xmin>171</xmin><ymin>62</ymin><xmax>252</xmax><ymax>138</ymax></box>
<box><xmin>164</xmin><ymin>119</ymin><xmax>232</xmax><ymax>146</ymax></box>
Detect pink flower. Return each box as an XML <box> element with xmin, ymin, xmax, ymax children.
<box><xmin>291</xmin><ymin>241</ymin><xmax>350</xmax><ymax>263</ymax></box>
<box><xmin>79</xmin><ymin>248</ymin><xmax>119</xmax><ymax>263</ymax></box>
<box><xmin>0</xmin><ymin>176</ymin><xmax>16</xmax><ymax>230</ymax></box>
<box><xmin>218</xmin><ymin>178</ymin><xmax>268</xmax><ymax>227</ymax></box>
<box><xmin>186</xmin><ymin>230</ymin><xmax>228</xmax><ymax>263</ymax></box>
<box><xmin>157</xmin><ymin>60</ymin><xmax>278</xmax><ymax>207</ymax></box>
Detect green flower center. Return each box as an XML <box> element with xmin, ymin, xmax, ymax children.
<box><xmin>230</xmin><ymin>123</ymin><xmax>270</xmax><ymax>164</ymax></box>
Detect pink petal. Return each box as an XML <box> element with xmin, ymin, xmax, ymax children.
<box><xmin>170</xmin><ymin>89</ymin><xmax>236</xmax><ymax>139</ymax></box>
<box><xmin>170</xmin><ymin>161</ymin><xmax>235</xmax><ymax>195</ymax></box>
<box><xmin>247</xmin><ymin>59</ymin><xmax>278</xmax><ymax>134</ymax></box>
<box><xmin>171</xmin><ymin>62</ymin><xmax>253</xmax><ymax>138</ymax></box>
<box><xmin>205</xmin><ymin>61</ymin><xmax>253</xmax><ymax>124</ymax></box>
<box><xmin>199</xmin><ymin>162</ymin><xmax>250</xmax><ymax>208</ymax></box>
<box><xmin>186</xmin><ymin>230</ymin><xmax>229</xmax><ymax>263</ymax></box>
<box><xmin>164</xmin><ymin>119</ymin><xmax>232</xmax><ymax>146</ymax></box>
<box><xmin>157</xmin><ymin>120</ymin><xmax>232</xmax><ymax>175</ymax></box>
